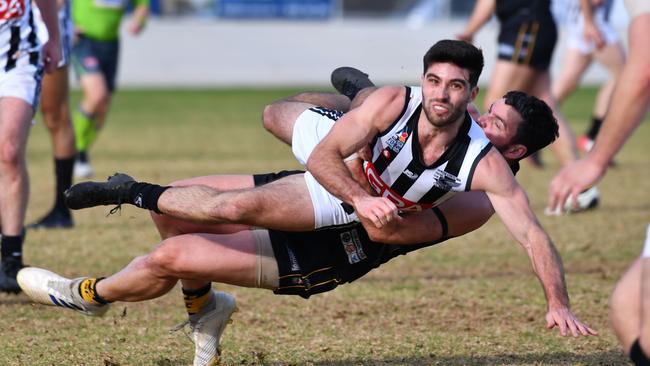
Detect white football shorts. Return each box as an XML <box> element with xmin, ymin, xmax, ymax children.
<box><xmin>565</xmin><ymin>8</ymin><xmax>620</xmax><ymax>54</ymax></box>
<box><xmin>0</xmin><ymin>63</ymin><xmax>43</xmax><ymax>107</ymax></box>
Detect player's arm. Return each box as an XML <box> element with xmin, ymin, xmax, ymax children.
<box><xmin>579</xmin><ymin>0</ymin><xmax>605</xmax><ymax>48</ymax></box>
<box><xmin>306</xmin><ymin>86</ymin><xmax>406</xmax><ymax>229</ymax></box>
<box><xmin>456</xmin><ymin>0</ymin><xmax>495</xmax><ymax>43</ymax></box>
<box><xmin>34</xmin><ymin>0</ymin><xmax>61</xmax><ymax>73</ymax></box>
<box><xmin>128</xmin><ymin>0</ymin><xmax>150</xmax><ymax>35</ymax></box>
<box><xmin>472</xmin><ymin>149</ymin><xmax>597</xmax><ymax>337</ymax></box>
<box><xmin>361</xmin><ymin>191</ymin><xmax>494</xmax><ymax>245</ymax></box>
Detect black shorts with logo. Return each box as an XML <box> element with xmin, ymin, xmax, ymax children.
<box><xmin>495</xmin><ymin>1</ymin><xmax>557</xmax><ymax>70</ymax></box>
<box><xmin>253</xmin><ymin>170</ymin><xmax>448</xmax><ymax>299</ymax></box>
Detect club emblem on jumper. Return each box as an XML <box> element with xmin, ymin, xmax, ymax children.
<box><xmin>432</xmin><ymin>170</ymin><xmax>461</xmax><ymax>190</ymax></box>
<box><xmin>386</xmin><ymin>131</ymin><xmax>409</xmax><ymax>153</ymax></box>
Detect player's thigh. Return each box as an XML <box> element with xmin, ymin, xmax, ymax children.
<box><xmin>628</xmin><ymin>13</ymin><xmax>650</xmax><ymax>83</ymax></box>
<box><xmin>484</xmin><ymin>60</ymin><xmax>537</xmax><ymax>108</ymax></box>
<box><xmin>158</xmin><ymin>231</ymin><xmax>260</xmax><ymax>287</ymax></box>
<box><xmin>553</xmin><ymin>49</ymin><xmax>591</xmax><ymax>100</ymax></box>
<box><xmin>0</xmin><ymin>97</ymin><xmax>33</xmax><ymax>156</ymax></box>
<box><xmin>610</xmin><ymin>257</ymin><xmax>643</xmax><ymax>352</ymax></box>
<box><xmin>263</xmin><ymin>100</ymin><xmax>314</xmax><ymax>145</ymax></box>
<box><xmin>237</xmin><ymin>173</ymin><xmax>315</xmax><ymax>231</ymax></box>
<box><xmin>153</xmin><ymin>175</ymin><xmax>256</xmax><ymax>235</ymax></box>
<box><xmin>39</xmin><ymin>66</ymin><xmax>70</xmax><ymax>123</ymax></box>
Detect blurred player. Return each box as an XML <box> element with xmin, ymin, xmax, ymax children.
<box><xmin>0</xmin><ymin>0</ymin><xmax>61</xmax><ymax>293</ymax></box>
<box><xmin>553</xmin><ymin>0</ymin><xmax>626</xmax><ymax>153</ymax></box>
<box><xmin>29</xmin><ymin>0</ymin><xmax>76</xmax><ymax>229</ymax></box>
<box><xmin>71</xmin><ymin>0</ymin><xmax>149</xmax><ymax>178</ymax></box>
<box><xmin>457</xmin><ymin>0</ymin><xmax>600</xmax><ymax>214</ymax></box>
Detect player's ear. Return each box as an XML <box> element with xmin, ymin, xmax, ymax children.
<box><xmin>503</xmin><ymin>144</ymin><xmax>527</xmax><ymax>161</ymax></box>
<box><xmin>470</xmin><ymin>86</ymin><xmax>479</xmax><ymax>102</ymax></box>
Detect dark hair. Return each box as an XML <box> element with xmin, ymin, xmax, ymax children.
<box><xmin>423</xmin><ymin>40</ymin><xmax>484</xmax><ymax>88</ymax></box>
<box><xmin>504</xmin><ymin>91</ymin><xmax>559</xmax><ymax>158</ymax></box>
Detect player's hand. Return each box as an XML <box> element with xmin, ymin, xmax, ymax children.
<box><xmin>547</xmin><ymin>157</ymin><xmax>605</xmax><ymax>214</ymax></box>
<box><xmin>583</xmin><ymin>20</ymin><xmax>605</xmax><ymax>49</ymax></box>
<box><xmin>41</xmin><ymin>40</ymin><xmax>61</xmax><ymax>74</ymax></box>
<box><xmin>353</xmin><ymin>196</ymin><xmax>399</xmax><ymax>229</ymax></box>
<box><xmin>545</xmin><ymin>307</ymin><xmax>597</xmax><ymax>337</ymax></box>
<box><xmin>456</xmin><ymin>32</ymin><xmax>474</xmax><ymax>43</ymax></box>
<box><xmin>128</xmin><ymin>19</ymin><xmax>146</xmax><ymax>35</ymax></box>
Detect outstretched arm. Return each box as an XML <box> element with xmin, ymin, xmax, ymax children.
<box><xmin>547</xmin><ymin>15</ymin><xmax>650</xmax><ymax>212</ymax></box>
<box><xmin>473</xmin><ymin>149</ymin><xmax>597</xmax><ymax>337</ymax></box>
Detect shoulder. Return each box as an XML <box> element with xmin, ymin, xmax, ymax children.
<box><xmin>353</xmin><ymin>86</ymin><xmax>409</xmax><ymax>123</ymax></box>
<box><xmin>471</xmin><ymin>147</ymin><xmax>518</xmax><ymax>192</ymax></box>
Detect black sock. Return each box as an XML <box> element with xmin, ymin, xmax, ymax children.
<box><xmin>77</xmin><ymin>150</ymin><xmax>89</xmax><ymax>163</ymax></box>
<box><xmin>1</xmin><ymin>234</ymin><xmax>24</xmax><ymax>264</ymax></box>
<box><xmin>127</xmin><ymin>183</ymin><xmax>170</xmax><ymax>214</ymax></box>
<box><xmin>54</xmin><ymin>157</ymin><xmax>75</xmax><ymax>212</ymax></box>
<box><xmin>586</xmin><ymin>116</ymin><xmax>603</xmax><ymax>140</ymax></box>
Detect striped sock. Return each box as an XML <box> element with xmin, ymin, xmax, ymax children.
<box><xmin>78</xmin><ymin>278</ymin><xmax>111</xmax><ymax>305</ymax></box>
<box><xmin>183</xmin><ymin>284</ymin><xmax>214</xmax><ymax>322</ymax></box>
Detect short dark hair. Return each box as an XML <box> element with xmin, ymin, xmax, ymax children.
<box><xmin>423</xmin><ymin>40</ymin><xmax>484</xmax><ymax>88</ymax></box>
<box><xmin>504</xmin><ymin>91</ymin><xmax>558</xmax><ymax>159</ymax></box>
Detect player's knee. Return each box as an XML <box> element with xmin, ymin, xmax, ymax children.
<box><xmin>0</xmin><ymin>140</ymin><xmax>24</xmax><ymax>169</ymax></box>
<box><xmin>148</xmin><ymin>239</ymin><xmax>184</xmax><ymax>275</ymax></box>
<box><xmin>262</xmin><ymin>103</ymin><xmax>280</xmax><ymax>133</ymax></box>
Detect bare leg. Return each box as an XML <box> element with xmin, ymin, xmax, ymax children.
<box><xmin>592</xmin><ymin>42</ymin><xmax>626</xmax><ymax>118</ymax></box>
<box><xmin>157</xmin><ymin>173</ymin><xmax>316</xmax><ymax>231</ymax></box>
<box><xmin>531</xmin><ymin>71</ymin><xmax>580</xmax><ymax>166</ymax></box>
<box><xmin>40</xmin><ymin>66</ymin><xmax>75</xmax><ymax>159</ymax></box>
<box><xmin>611</xmin><ymin>257</ymin><xmax>642</xmax><ymax>352</ymax></box>
<box><xmin>262</xmin><ymin>92</ymin><xmax>349</xmax><ymax>145</ymax></box>
<box><xmin>482</xmin><ymin>60</ymin><xmax>537</xmax><ymax>111</ymax></box>
<box><xmin>151</xmin><ymin>174</ymin><xmax>257</xmax><ymax>239</ymax></box>
<box><xmin>95</xmin><ymin>231</ymin><xmax>261</xmax><ymax>302</ymax></box>
<box><xmin>552</xmin><ymin>49</ymin><xmax>592</xmax><ymax>104</ymax></box>
<box><xmin>0</xmin><ymin>98</ymin><xmax>33</xmax><ymax>235</ymax></box>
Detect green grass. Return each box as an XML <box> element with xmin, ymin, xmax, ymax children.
<box><xmin>1</xmin><ymin>86</ymin><xmax>648</xmax><ymax>365</ymax></box>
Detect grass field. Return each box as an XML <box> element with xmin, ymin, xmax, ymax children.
<box><xmin>1</xmin><ymin>87</ymin><xmax>648</xmax><ymax>365</ymax></box>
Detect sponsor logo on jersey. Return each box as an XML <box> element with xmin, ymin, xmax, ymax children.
<box><xmin>432</xmin><ymin>170</ymin><xmax>461</xmax><ymax>190</ymax></box>
<box><xmin>364</xmin><ymin>163</ymin><xmax>431</xmax><ymax>212</ymax></box>
<box><xmin>385</xmin><ymin>130</ymin><xmax>409</xmax><ymax>153</ymax></box>
<box><xmin>340</xmin><ymin>229</ymin><xmax>366</xmax><ymax>264</ymax></box>
<box><xmin>403</xmin><ymin>169</ymin><xmax>419</xmax><ymax>180</ymax></box>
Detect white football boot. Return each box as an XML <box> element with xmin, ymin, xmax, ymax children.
<box><xmin>185</xmin><ymin>291</ymin><xmax>237</xmax><ymax>366</ymax></box>
<box><xmin>17</xmin><ymin>267</ymin><xmax>109</xmax><ymax>317</ymax></box>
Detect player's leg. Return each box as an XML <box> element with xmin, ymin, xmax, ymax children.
<box><xmin>552</xmin><ymin>48</ymin><xmax>592</xmax><ymax>104</ymax></box>
<box><xmin>262</xmin><ymin>92</ymin><xmax>349</xmax><ymax>145</ymax></box>
<box><xmin>530</xmin><ymin>70</ymin><xmax>581</xmax><ymax>166</ymax></box>
<box><xmin>586</xmin><ymin>41</ymin><xmax>626</xmax><ymax>144</ymax></box>
<box><xmin>611</xmin><ymin>226</ymin><xmax>650</xmax><ymax>364</ymax></box>
<box><xmin>482</xmin><ymin>60</ymin><xmax>537</xmax><ymax>111</ymax></box>
<box><xmin>0</xmin><ymin>97</ymin><xmax>34</xmax><ymax>292</ymax></box>
<box><xmin>157</xmin><ymin>173</ymin><xmax>316</xmax><ymax>231</ymax></box>
<box><xmin>65</xmin><ymin>171</ymin><xmax>318</xmax><ymax>230</ymax></box>
<box><xmin>30</xmin><ymin>64</ymin><xmax>75</xmax><ymax>228</ymax></box>
<box><xmin>18</xmin><ymin>230</ymin><xmax>272</xmax><ymax>364</ymax></box>
<box><xmin>150</xmin><ymin>174</ymin><xmax>258</xmax><ymax>238</ymax></box>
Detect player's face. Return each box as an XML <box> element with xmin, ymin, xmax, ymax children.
<box><xmin>420</xmin><ymin>62</ymin><xmax>475</xmax><ymax>128</ymax></box>
<box><xmin>476</xmin><ymin>99</ymin><xmax>524</xmax><ymax>151</ymax></box>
